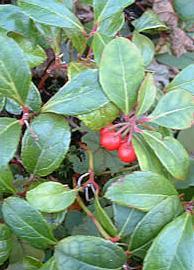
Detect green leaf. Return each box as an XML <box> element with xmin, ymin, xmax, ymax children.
<box><xmin>2</xmin><ymin>197</ymin><xmax>56</xmax><ymax>249</ymax></box>
<box><xmin>142</xmin><ymin>131</ymin><xmax>190</xmax><ymax>180</ymax></box>
<box><xmin>157</xmin><ymin>52</ymin><xmax>194</xmax><ymax>70</ymax></box>
<box><xmin>132</xmin><ymin>32</ymin><xmax>155</xmax><ymax>66</ymax></box>
<box><xmin>175</xmin><ymin>158</ymin><xmax>194</xmax><ymax>189</ymax></box>
<box><xmin>173</xmin><ymin>0</ymin><xmax>194</xmax><ymax>23</ymax></box>
<box><xmin>99</xmin><ymin>37</ymin><xmax>144</xmax><ymax>114</ymax></box>
<box><xmin>0</xmin><ymin>166</ymin><xmax>16</xmax><ymax>193</ymax></box>
<box><xmin>93</xmin><ymin>0</ymin><xmax>134</xmax><ymax>23</ymax></box>
<box><xmin>0</xmin><ymin>36</ymin><xmax>31</xmax><ymax>105</ymax></box>
<box><xmin>167</xmin><ymin>64</ymin><xmax>194</xmax><ymax>94</ymax></box>
<box><xmin>9</xmin><ymin>237</ymin><xmax>44</xmax><ymax>264</ymax></box>
<box><xmin>12</xmin><ymin>35</ymin><xmax>46</xmax><ymax>68</ymax></box>
<box><xmin>0</xmin><ymin>118</ymin><xmax>21</xmax><ymax>166</ymax></box>
<box><xmin>148</xmin><ymin>90</ymin><xmax>194</xmax><ymax>129</ymax></box>
<box><xmin>18</xmin><ymin>0</ymin><xmax>84</xmax><ymax>32</ymax></box>
<box><xmin>67</xmin><ymin>62</ymin><xmax>95</xmax><ymax>80</ymax></box>
<box><xmin>178</xmin><ymin>127</ymin><xmax>194</xmax><ymax>154</ymax></box>
<box><xmin>5</xmin><ymin>83</ymin><xmax>42</xmax><ymax>115</ymax></box>
<box><xmin>26</xmin><ymin>182</ymin><xmax>77</xmax><ymax>213</ymax></box>
<box><xmin>82</xmin><ymin>131</ymin><xmax>125</xmax><ymax>174</ymax></box>
<box><xmin>39</xmin><ymin>257</ymin><xmax>58</xmax><ymax>270</ymax></box>
<box><xmin>92</xmin><ymin>33</ymin><xmax>112</xmax><ymax>65</ymax></box>
<box><xmin>97</xmin><ymin>11</ymin><xmax>125</xmax><ymax>37</ymax></box>
<box><xmin>55</xmin><ymin>236</ymin><xmax>126</xmax><ymax>270</ymax></box>
<box><xmin>113</xmin><ymin>204</ymin><xmax>145</xmax><ymax>238</ymax></box>
<box><xmin>21</xmin><ymin>113</ymin><xmax>71</xmax><ymax>176</ymax></box>
<box><xmin>143</xmin><ymin>213</ymin><xmax>193</xmax><ymax>270</ymax></box>
<box><xmin>129</xmin><ymin>196</ymin><xmax>183</xmax><ymax>251</ymax></box>
<box><xmin>136</xmin><ymin>73</ymin><xmax>156</xmax><ymax>116</ymax></box>
<box><xmin>132</xmin><ymin>134</ymin><xmax>170</xmax><ymax>177</ymax></box>
<box><xmin>0</xmin><ymin>224</ymin><xmax>12</xmax><ymax>266</ymax></box>
<box><xmin>132</xmin><ymin>10</ymin><xmax>168</xmax><ymax>33</ymax></box>
<box><xmin>78</xmin><ymin>102</ymin><xmax>120</xmax><ymax>131</ymax></box>
<box><xmin>42</xmin><ymin>70</ymin><xmax>110</xmax><ymax>115</ymax></box>
<box><xmin>94</xmin><ymin>197</ymin><xmax>117</xmax><ymax>237</ymax></box>
<box><xmin>0</xmin><ymin>97</ymin><xmax>5</xmax><ymax>111</ymax></box>
<box><xmin>105</xmin><ymin>171</ymin><xmax>178</xmax><ymax>211</ymax></box>
<box><xmin>0</xmin><ymin>4</ymin><xmax>34</xmax><ymax>37</ymax></box>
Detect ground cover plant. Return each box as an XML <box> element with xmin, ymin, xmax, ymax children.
<box><xmin>0</xmin><ymin>0</ymin><xmax>193</xmax><ymax>269</ymax></box>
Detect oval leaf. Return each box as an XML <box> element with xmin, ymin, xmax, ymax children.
<box><xmin>94</xmin><ymin>0</ymin><xmax>134</xmax><ymax>22</ymax></box>
<box><xmin>167</xmin><ymin>64</ymin><xmax>194</xmax><ymax>94</ymax></box>
<box><xmin>0</xmin><ymin>35</ymin><xmax>31</xmax><ymax>105</ymax></box>
<box><xmin>18</xmin><ymin>0</ymin><xmax>84</xmax><ymax>32</ymax></box>
<box><xmin>21</xmin><ymin>113</ymin><xmax>71</xmax><ymax>176</ymax></box>
<box><xmin>142</xmin><ymin>131</ymin><xmax>190</xmax><ymax>180</ymax></box>
<box><xmin>100</xmin><ymin>37</ymin><xmax>144</xmax><ymax>114</ymax></box>
<box><xmin>2</xmin><ymin>197</ymin><xmax>56</xmax><ymax>249</ymax></box>
<box><xmin>0</xmin><ymin>166</ymin><xmax>15</xmax><ymax>193</ymax></box>
<box><xmin>148</xmin><ymin>90</ymin><xmax>194</xmax><ymax>129</ymax></box>
<box><xmin>143</xmin><ymin>212</ymin><xmax>193</xmax><ymax>270</ymax></box>
<box><xmin>78</xmin><ymin>101</ymin><xmax>120</xmax><ymax>131</ymax></box>
<box><xmin>129</xmin><ymin>196</ymin><xmax>183</xmax><ymax>251</ymax></box>
<box><xmin>0</xmin><ymin>118</ymin><xmax>21</xmax><ymax>166</ymax></box>
<box><xmin>27</xmin><ymin>182</ymin><xmax>77</xmax><ymax>213</ymax></box>
<box><xmin>42</xmin><ymin>70</ymin><xmax>110</xmax><ymax>116</ymax></box>
<box><xmin>132</xmin><ymin>10</ymin><xmax>168</xmax><ymax>33</ymax></box>
<box><xmin>55</xmin><ymin>235</ymin><xmax>126</xmax><ymax>270</ymax></box>
<box><xmin>0</xmin><ymin>224</ymin><xmax>12</xmax><ymax>266</ymax></box>
<box><xmin>136</xmin><ymin>73</ymin><xmax>156</xmax><ymax>116</ymax></box>
<box><xmin>132</xmin><ymin>32</ymin><xmax>155</xmax><ymax>66</ymax></box>
<box><xmin>105</xmin><ymin>171</ymin><xmax>178</xmax><ymax>211</ymax></box>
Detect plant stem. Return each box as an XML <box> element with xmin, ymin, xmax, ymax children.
<box><xmin>76</xmin><ymin>195</ymin><xmax>111</xmax><ymax>240</ymax></box>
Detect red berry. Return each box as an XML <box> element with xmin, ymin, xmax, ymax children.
<box><xmin>100</xmin><ymin>131</ymin><xmax>121</xmax><ymax>151</ymax></box>
<box><xmin>100</xmin><ymin>124</ymin><xmax>114</xmax><ymax>135</ymax></box>
<box><xmin>118</xmin><ymin>142</ymin><xmax>137</xmax><ymax>163</ymax></box>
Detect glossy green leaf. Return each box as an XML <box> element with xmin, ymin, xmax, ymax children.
<box><xmin>157</xmin><ymin>52</ymin><xmax>194</xmax><ymax>70</ymax></box>
<box><xmin>13</xmin><ymin>35</ymin><xmax>46</xmax><ymax>68</ymax></box>
<box><xmin>129</xmin><ymin>196</ymin><xmax>183</xmax><ymax>251</ymax></box>
<box><xmin>143</xmin><ymin>212</ymin><xmax>194</xmax><ymax>270</ymax></box>
<box><xmin>173</xmin><ymin>0</ymin><xmax>194</xmax><ymax>23</ymax></box>
<box><xmin>0</xmin><ymin>35</ymin><xmax>31</xmax><ymax>105</ymax></box>
<box><xmin>0</xmin><ymin>4</ymin><xmax>34</xmax><ymax>37</ymax></box>
<box><xmin>18</xmin><ymin>0</ymin><xmax>84</xmax><ymax>32</ymax></box>
<box><xmin>0</xmin><ymin>118</ymin><xmax>21</xmax><ymax>166</ymax></box>
<box><xmin>142</xmin><ymin>131</ymin><xmax>190</xmax><ymax>180</ymax></box>
<box><xmin>21</xmin><ymin>113</ymin><xmax>71</xmax><ymax>176</ymax></box>
<box><xmin>93</xmin><ymin>0</ymin><xmax>134</xmax><ymax>22</ymax></box>
<box><xmin>167</xmin><ymin>64</ymin><xmax>194</xmax><ymax>94</ymax></box>
<box><xmin>97</xmin><ymin>11</ymin><xmax>125</xmax><ymax>37</ymax></box>
<box><xmin>92</xmin><ymin>33</ymin><xmax>112</xmax><ymax>64</ymax></box>
<box><xmin>42</xmin><ymin>70</ymin><xmax>110</xmax><ymax>115</ymax></box>
<box><xmin>113</xmin><ymin>204</ymin><xmax>145</xmax><ymax>238</ymax></box>
<box><xmin>132</xmin><ymin>32</ymin><xmax>155</xmax><ymax>66</ymax></box>
<box><xmin>149</xmin><ymin>90</ymin><xmax>194</xmax><ymax>129</ymax></box>
<box><xmin>99</xmin><ymin>37</ymin><xmax>144</xmax><ymax>114</ymax></box>
<box><xmin>0</xmin><ymin>224</ymin><xmax>12</xmax><ymax>266</ymax></box>
<box><xmin>136</xmin><ymin>73</ymin><xmax>156</xmax><ymax>116</ymax></box>
<box><xmin>2</xmin><ymin>197</ymin><xmax>56</xmax><ymax>249</ymax></box>
<box><xmin>0</xmin><ymin>166</ymin><xmax>15</xmax><ymax>193</ymax></box>
<box><xmin>132</xmin><ymin>134</ymin><xmax>170</xmax><ymax>177</ymax></box>
<box><xmin>94</xmin><ymin>197</ymin><xmax>117</xmax><ymax>236</ymax></box>
<box><xmin>55</xmin><ymin>236</ymin><xmax>126</xmax><ymax>270</ymax></box>
<box><xmin>132</xmin><ymin>10</ymin><xmax>168</xmax><ymax>33</ymax></box>
<box><xmin>5</xmin><ymin>83</ymin><xmax>42</xmax><ymax>115</ymax></box>
<box><xmin>39</xmin><ymin>257</ymin><xmax>57</xmax><ymax>270</ymax></box>
<box><xmin>67</xmin><ymin>62</ymin><xmax>95</xmax><ymax>80</ymax></box>
<box><xmin>105</xmin><ymin>171</ymin><xmax>178</xmax><ymax>211</ymax></box>
<box><xmin>27</xmin><ymin>182</ymin><xmax>77</xmax><ymax>213</ymax></box>
<box><xmin>78</xmin><ymin>102</ymin><xmax>120</xmax><ymax>131</ymax></box>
